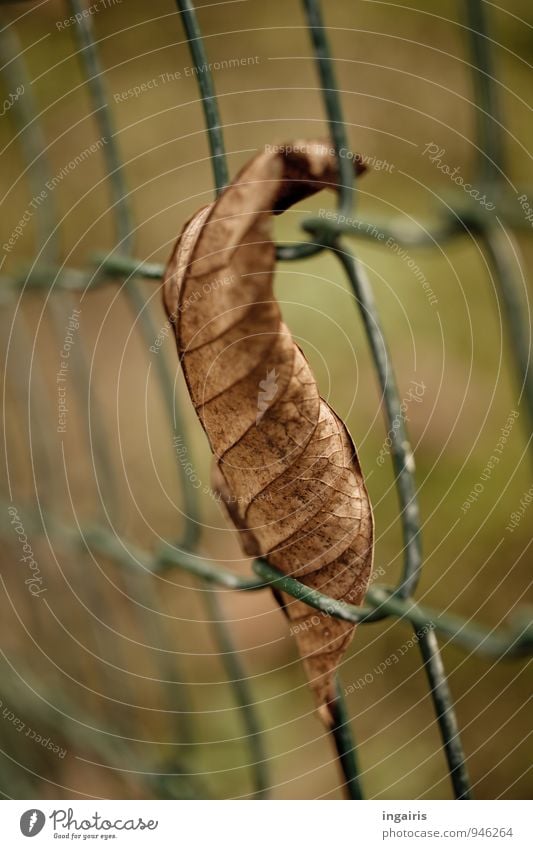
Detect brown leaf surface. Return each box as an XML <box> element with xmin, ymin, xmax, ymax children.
<box><xmin>163</xmin><ymin>140</ymin><xmax>374</xmax><ymax>725</ymax></box>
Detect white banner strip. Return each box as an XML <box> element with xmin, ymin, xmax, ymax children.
<box><xmin>1</xmin><ymin>799</ymin><xmax>531</xmax><ymax>848</ymax></box>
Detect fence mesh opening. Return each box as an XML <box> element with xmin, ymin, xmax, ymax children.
<box><xmin>0</xmin><ymin>0</ymin><xmax>531</xmax><ymax>800</ymax></box>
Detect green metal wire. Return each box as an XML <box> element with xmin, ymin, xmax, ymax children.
<box><xmin>0</xmin><ymin>23</ymin><xmax>140</xmax><ymax>723</ymax></box>
<box><xmin>465</xmin><ymin>0</ymin><xmax>505</xmax><ymax>184</ymax></box>
<box><xmin>174</xmin><ymin>0</ymin><xmax>324</xmax><ymax>262</ymax></box>
<box><xmin>1</xmin><ymin>303</ymin><xmax>61</xmax><ymax>510</ymax></box>
<box><xmin>1</xmin><ymin>0</ymin><xmax>196</xmax><ymax>792</ymax></box>
<box><xmin>68</xmin><ymin>0</ymin><xmax>134</xmax><ymax>253</ymax></box>
<box><xmin>20</xmin><ymin>7</ymin><xmax>194</xmax><ymax>749</ymax></box>
<box><xmin>0</xmin><ymin>17</ymin><xmax>120</xmax><ymax>518</ymax></box>
<box><xmin>69</xmin><ymin>0</ymin><xmax>202</xmax><ymax>549</ymax></box>
<box><xmin>175</xmin><ymin>0</ymin><xmax>229</xmax><ymax>193</ymax></box>
<box><xmin>199</xmin><ymin>585</ymin><xmax>269</xmax><ymax>799</ymax></box>
<box><xmin>1</xmin><ymin>0</ymin><xmax>532</xmax><ymax>803</ymax></box>
<box><xmin>3</xmin><ymin>501</ymin><xmax>530</xmax><ymax>660</ymax></box>
<box><xmin>251</xmin><ymin>560</ymin><xmax>533</xmax><ymax>658</ymax></box>
<box><xmin>69</xmin><ymin>0</ymin><xmax>201</xmax><ymax>698</ymax></box>
<box><xmin>173</xmin><ymin>0</ymin><xmax>370</xmax><ymax>799</ymax></box>
<box><xmin>329</xmin><ymin>675</ymin><xmax>364</xmax><ymax>800</ymax></box>
<box><xmin>171</xmin><ymin>0</ymin><xmax>271</xmax><ymax>797</ymax></box>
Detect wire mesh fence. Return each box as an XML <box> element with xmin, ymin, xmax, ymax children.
<box><xmin>0</xmin><ymin>0</ymin><xmax>532</xmax><ymax>800</ymax></box>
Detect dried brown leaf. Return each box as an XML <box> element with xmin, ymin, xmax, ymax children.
<box><xmin>163</xmin><ymin>140</ymin><xmax>374</xmax><ymax>725</ymax></box>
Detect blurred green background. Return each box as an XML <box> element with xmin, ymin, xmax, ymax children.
<box><xmin>0</xmin><ymin>0</ymin><xmax>531</xmax><ymax>799</ymax></box>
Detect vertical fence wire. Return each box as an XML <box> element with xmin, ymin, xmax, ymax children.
<box><xmin>68</xmin><ymin>0</ymin><xmax>134</xmax><ymax>254</ymax></box>
<box><xmin>68</xmin><ymin>0</ymin><xmax>201</xmax><ymax>542</ymax></box>
<box><xmin>0</xmin><ymin>26</ymin><xmax>60</xmax><ymax>266</ymax></box>
<box><xmin>172</xmin><ymin>0</ymin><xmax>470</xmax><ymax>800</ymax></box>
<box><xmin>176</xmin><ymin>0</ymin><xmax>229</xmax><ymax>193</ymax></box>
<box><xmin>417</xmin><ymin>626</ymin><xmax>471</xmax><ymax>800</ymax></box>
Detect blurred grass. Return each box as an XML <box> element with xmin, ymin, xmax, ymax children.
<box><xmin>0</xmin><ymin>0</ymin><xmax>531</xmax><ymax>799</ymax></box>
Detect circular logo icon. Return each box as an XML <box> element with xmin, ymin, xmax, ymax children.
<box><xmin>20</xmin><ymin>810</ymin><xmax>46</xmax><ymax>837</ymax></box>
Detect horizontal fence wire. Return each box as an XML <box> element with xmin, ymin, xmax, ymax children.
<box><xmin>169</xmin><ymin>0</ymin><xmax>533</xmax><ymax>800</ymax></box>
<box><xmin>0</xmin><ymin>0</ymin><xmax>531</xmax><ymax>801</ymax></box>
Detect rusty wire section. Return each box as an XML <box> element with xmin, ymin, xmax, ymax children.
<box><xmin>0</xmin><ymin>0</ymin><xmax>531</xmax><ymax>800</ymax></box>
